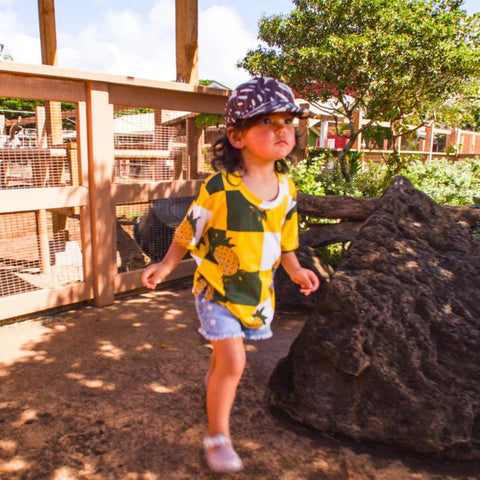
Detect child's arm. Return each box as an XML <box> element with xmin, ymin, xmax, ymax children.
<box><xmin>281</xmin><ymin>251</ymin><xmax>320</xmax><ymax>296</ymax></box>
<box><xmin>141</xmin><ymin>240</ymin><xmax>189</xmax><ymax>289</ymax></box>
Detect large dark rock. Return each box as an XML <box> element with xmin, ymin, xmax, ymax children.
<box><xmin>275</xmin><ymin>244</ymin><xmax>333</xmax><ymax>312</ymax></box>
<box><xmin>134</xmin><ymin>196</ymin><xmax>194</xmax><ymax>261</ymax></box>
<box><xmin>268</xmin><ymin>176</ymin><xmax>480</xmax><ymax>460</ymax></box>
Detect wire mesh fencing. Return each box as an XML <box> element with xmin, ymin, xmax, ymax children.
<box><xmin>0</xmin><ymin>100</ymin><xmax>78</xmax><ymax>190</ymax></box>
<box><xmin>0</xmin><ymin>209</ymin><xmax>83</xmax><ymax>298</ymax></box>
<box><xmin>113</xmin><ymin>106</ymin><xmax>223</xmax><ymax>183</ymax></box>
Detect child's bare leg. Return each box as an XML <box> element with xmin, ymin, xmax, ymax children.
<box><xmin>205</xmin><ymin>348</ymin><xmax>216</xmax><ymax>388</ymax></box>
<box><xmin>207</xmin><ymin>337</ymin><xmax>245</xmax><ymax>437</ymax></box>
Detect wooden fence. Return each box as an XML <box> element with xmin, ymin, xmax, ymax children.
<box><xmin>0</xmin><ymin>63</ymin><xmax>479</xmax><ymax>323</ymax></box>
<box><xmin>0</xmin><ymin>62</ymin><xmax>228</xmax><ymax>321</ymax></box>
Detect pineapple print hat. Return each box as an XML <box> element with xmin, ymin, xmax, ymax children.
<box><xmin>225</xmin><ymin>77</ymin><xmax>310</xmax><ymax>127</ymax></box>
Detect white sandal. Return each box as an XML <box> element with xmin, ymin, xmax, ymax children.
<box><xmin>203</xmin><ymin>434</ymin><xmax>243</xmax><ymax>473</ymax></box>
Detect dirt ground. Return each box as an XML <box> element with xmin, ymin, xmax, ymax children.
<box><xmin>1</xmin><ymin>281</ymin><xmax>480</xmax><ymax>480</ymax></box>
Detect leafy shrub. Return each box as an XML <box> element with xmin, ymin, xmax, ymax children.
<box><xmin>403</xmin><ymin>157</ymin><xmax>480</xmax><ymax>206</ymax></box>
<box><xmin>292</xmin><ymin>154</ymin><xmax>480</xmax><ymax>206</ymax></box>
<box><xmin>291</xmin><ymin>154</ymin><xmax>480</xmax><ymax>267</ymax></box>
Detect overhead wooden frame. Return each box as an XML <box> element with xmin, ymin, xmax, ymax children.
<box><xmin>37</xmin><ymin>0</ymin><xmax>200</xmax><ymax>86</ymax></box>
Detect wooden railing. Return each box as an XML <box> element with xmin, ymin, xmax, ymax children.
<box><xmin>0</xmin><ymin>62</ymin><xmax>229</xmax><ymax>321</ymax></box>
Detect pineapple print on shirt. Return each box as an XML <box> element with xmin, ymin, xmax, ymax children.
<box><xmin>207</xmin><ymin>229</ymin><xmax>240</xmax><ymax>276</ymax></box>
<box><xmin>173</xmin><ymin>171</ymin><xmax>299</xmax><ymax>329</ymax></box>
<box><xmin>174</xmin><ymin>211</ymin><xmax>198</xmax><ymax>245</ymax></box>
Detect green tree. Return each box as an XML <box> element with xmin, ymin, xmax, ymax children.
<box><xmin>240</xmin><ymin>0</ymin><xmax>480</xmax><ymax>182</ymax></box>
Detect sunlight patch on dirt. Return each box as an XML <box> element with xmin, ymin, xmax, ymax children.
<box><xmin>0</xmin><ymin>439</ymin><xmax>17</xmax><ymax>454</ymax></box>
<box><xmin>135</xmin><ymin>342</ymin><xmax>153</xmax><ymax>351</ymax></box>
<box><xmin>163</xmin><ymin>309</ymin><xmax>183</xmax><ymax>320</ymax></box>
<box><xmin>65</xmin><ymin>372</ymin><xmax>116</xmax><ymax>390</ymax></box>
<box><xmin>11</xmin><ymin>408</ymin><xmax>38</xmax><ymax>427</ymax></box>
<box><xmin>0</xmin><ymin>456</ymin><xmax>30</xmax><ymax>474</ymax></box>
<box><xmin>0</xmin><ymin>320</ymin><xmax>52</xmax><ymax>366</ymax></box>
<box><xmin>148</xmin><ymin>381</ymin><xmax>181</xmax><ymax>394</ymax></box>
<box><xmin>96</xmin><ymin>340</ymin><xmax>126</xmax><ymax>360</ymax></box>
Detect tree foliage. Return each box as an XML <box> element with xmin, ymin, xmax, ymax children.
<box><xmin>240</xmin><ymin>0</ymin><xmax>480</xmax><ymax>180</ymax></box>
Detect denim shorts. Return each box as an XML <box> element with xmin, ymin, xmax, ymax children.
<box><xmin>195</xmin><ymin>293</ymin><xmax>272</xmax><ymax>341</ymax></box>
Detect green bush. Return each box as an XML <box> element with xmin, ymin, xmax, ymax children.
<box><xmin>291</xmin><ymin>154</ymin><xmax>480</xmax><ymax>207</ymax></box>
<box><xmin>403</xmin><ymin>157</ymin><xmax>480</xmax><ymax>206</ymax></box>
<box><xmin>291</xmin><ymin>154</ymin><xmax>480</xmax><ymax>267</ymax></box>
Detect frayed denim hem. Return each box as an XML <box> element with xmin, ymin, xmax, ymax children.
<box><xmin>198</xmin><ymin>327</ymin><xmax>245</xmax><ymax>341</ymax></box>
<box><xmin>246</xmin><ymin>331</ymin><xmax>273</xmax><ymax>341</ymax></box>
<box><xmin>198</xmin><ymin>327</ymin><xmax>272</xmax><ymax>342</ymax></box>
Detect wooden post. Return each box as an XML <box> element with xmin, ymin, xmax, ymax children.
<box><xmin>352</xmin><ymin>109</ymin><xmax>363</xmax><ymax>150</ymax></box>
<box><xmin>290</xmin><ymin>102</ymin><xmax>310</xmax><ymax>163</ymax></box>
<box><xmin>35</xmin><ymin>105</ymin><xmax>48</xmax><ymax>148</ymax></box>
<box><xmin>0</xmin><ymin>114</ymin><xmax>6</xmax><ymax>187</ymax></box>
<box><xmin>36</xmin><ymin>209</ymin><xmax>51</xmax><ymax>273</ymax></box>
<box><xmin>186</xmin><ymin>117</ymin><xmax>200</xmax><ymax>179</ymax></box>
<box><xmin>446</xmin><ymin>127</ymin><xmax>459</xmax><ymax>157</ymax></box>
<box><xmin>175</xmin><ymin>0</ymin><xmax>199</xmax><ymax>85</ymax></box>
<box><xmin>38</xmin><ymin>0</ymin><xmax>57</xmax><ymax>66</ymax></box>
<box><xmin>38</xmin><ymin>0</ymin><xmax>63</xmax><ymax>147</ymax></box>
<box><xmin>86</xmin><ymin>82</ymin><xmax>116</xmax><ymax>306</ymax></box>
<box><xmin>424</xmin><ymin>121</ymin><xmax>435</xmax><ymax>161</ymax></box>
<box><xmin>319</xmin><ymin>120</ymin><xmax>329</xmax><ymax>148</ymax></box>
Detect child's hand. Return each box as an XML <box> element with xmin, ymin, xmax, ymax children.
<box><xmin>141</xmin><ymin>262</ymin><xmax>170</xmax><ymax>289</ymax></box>
<box><xmin>289</xmin><ymin>267</ymin><xmax>320</xmax><ymax>296</ymax></box>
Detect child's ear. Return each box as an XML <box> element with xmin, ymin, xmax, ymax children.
<box><xmin>227</xmin><ymin>127</ymin><xmax>245</xmax><ymax>149</ymax></box>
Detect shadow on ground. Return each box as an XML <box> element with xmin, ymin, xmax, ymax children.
<box><xmin>1</xmin><ymin>282</ymin><xmax>479</xmax><ymax>479</ymax></box>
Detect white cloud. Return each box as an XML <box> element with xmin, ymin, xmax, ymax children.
<box><xmin>199</xmin><ymin>4</ymin><xmax>256</xmax><ymax>87</ymax></box>
<box><xmin>58</xmin><ymin>0</ymin><xmax>177</xmax><ymax>80</ymax></box>
<box><xmin>0</xmin><ymin>6</ymin><xmax>41</xmax><ymax>64</ymax></box>
<box><xmin>0</xmin><ymin>0</ymin><xmax>258</xmax><ymax>86</ymax></box>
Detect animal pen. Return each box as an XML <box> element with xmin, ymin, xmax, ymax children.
<box><xmin>1</xmin><ymin>62</ymin><xmax>479</xmax><ymax>323</ymax></box>
<box><xmin>0</xmin><ymin>62</ymin><xmax>228</xmax><ymax>322</ymax></box>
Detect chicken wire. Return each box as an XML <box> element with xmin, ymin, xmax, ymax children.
<box><xmin>0</xmin><ymin>100</ymin><xmax>78</xmax><ymax>190</ymax></box>
<box><xmin>113</xmin><ymin>106</ymin><xmax>222</xmax><ymax>183</ymax></box>
<box><xmin>0</xmin><ymin>209</ymin><xmax>84</xmax><ymax>298</ymax></box>
<box><xmin>116</xmin><ymin>203</ymin><xmax>151</xmax><ymax>273</ymax></box>
<box><xmin>116</xmin><ymin>197</ymin><xmax>195</xmax><ymax>273</ymax></box>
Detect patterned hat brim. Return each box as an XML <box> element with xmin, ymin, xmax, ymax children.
<box><xmin>233</xmin><ymin>101</ymin><xmax>310</xmax><ymax>123</ymax></box>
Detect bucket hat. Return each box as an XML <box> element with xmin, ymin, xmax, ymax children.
<box><xmin>225</xmin><ymin>77</ymin><xmax>309</xmax><ymax>126</ymax></box>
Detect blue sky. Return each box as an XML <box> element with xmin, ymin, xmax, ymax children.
<box><xmin>1</xmin><ymin>0</ymin><xmax>479</xmax><ymax>89</ymax></box>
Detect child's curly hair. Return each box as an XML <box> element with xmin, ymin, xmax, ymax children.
<box><xmin>210</xmin><ymin>115</ymin><xmax>290</xmax><ymax>175</ymax></box>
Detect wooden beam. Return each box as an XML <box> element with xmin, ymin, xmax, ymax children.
<box><xmin>86</xmin><ymin>81</ymin><xmax>116</xmax><ymax>307</ymax></box>
<box><xmin>38</xmin><ymin>0</ymin><xmax>58</xmax><ymax>65</ymax></box>
<box><xmin>38</xmin><ymin>0</ymin><xmax>63</xmax><ymax>146</ymax></box>
<box><xmin>0</xmin><ymin>283</ymin><xmax>93</xmax><ymax>321</ymax></box>
<box><xmin>175</xmin><ymin>0</ymin><xmax>199</xmax><ymax>85</ymax></box>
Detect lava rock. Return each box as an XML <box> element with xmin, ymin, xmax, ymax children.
<box><xmin>274</xmin><ymin>244</ymin><xmax>333</xmax><ymax>312</ymax></box>
<box><xmin>268</xmin><ymin>176</ymin><xmax>480</xmax><ymax>460</ymax></box>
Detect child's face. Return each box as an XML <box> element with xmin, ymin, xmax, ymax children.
<box><xmin>228</xmin><ymin>112</ymin><xmax>296</xmax><ymax>164</ymax></box>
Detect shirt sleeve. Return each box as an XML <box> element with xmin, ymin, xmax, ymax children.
<box><xmin>173</xmin><ymin>179</ymin><xmax>214</xmax><ymax>250</ymax></box>
<box><xmin>280</xmin><ymin>177</ymin><xmax>299</xmax><ymax>253</ymax></box>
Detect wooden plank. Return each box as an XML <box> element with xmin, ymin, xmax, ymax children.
<box><xmin>0</xmin><ymin>186</ymin><xmax>89</xmax><ymax>213</ymax></box>
<box><xmin>86</xmin><ymin>81</ymin><xmax>116</xmax><ymax>307</ymax></box>
<box><xmin>0</xmin><ymin>282</ymin><xmax>94</xmax><ymax>321</ymax></box>
<box><xmin>75</xmin><ymin>100</ymin><xmax>95</xmax><ymax>287</ymax></box>
<box><xmin>114</xmin><ymin>258</ymin><xmax>195</xmax><ymax>293</ymax></box>
<box><xmin>112</xmin><ymin>179</ymin><xmax>202</xmax><ymax>204</ymax></box>
<box><xmin>35</xmin><ymin>209</ymin><xmax>51</xmax><ymax>273</ymax></box>
<box><xmin>114</xmin><ymin>150</ymin><xmax>172</xmax><ymax>159</ymax></box>
<box><xmin>0</xmin><ymin>62</ymin><xmax>228</xmax><ymax>96</ymax></box>
<box><xmin>109</xmin><ymin>84</ymin><xmax>227</xmax><ymax>114</ymax></box>
<box><xmin>0</xmin><ymin>148</ymin><xmax>66</xmax><ymax>160</ymax></box>
<box><xmin>175</xmin><ymin>0</ymin><xmax>199</xmax><ymax>84</ymax></box>
<box><xmin>0</xmin><ymin>72</ymin><xmax>86</xmax><ymax>102</ymax></box>
<box><xmin>38</xmin><ymin>0</ymin><xmax>58</xmax><ymax>66</ymax></box>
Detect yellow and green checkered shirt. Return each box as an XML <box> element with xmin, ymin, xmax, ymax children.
<box><xmin>174</xmin><ymin>171</ymin><xmax>299</xmax><ymax>329</ymax></box>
